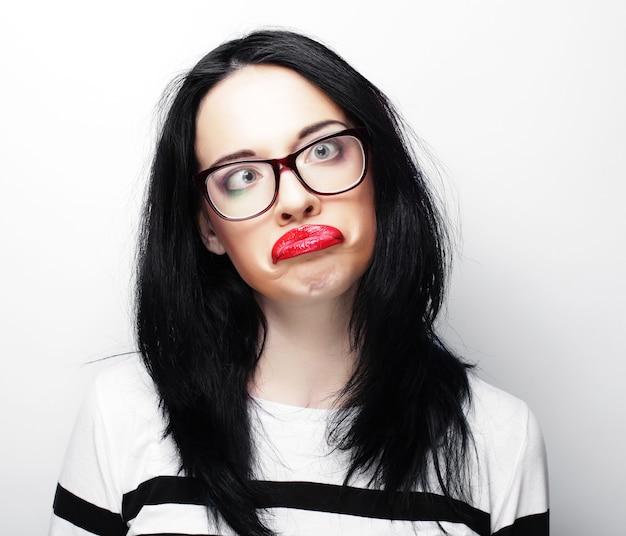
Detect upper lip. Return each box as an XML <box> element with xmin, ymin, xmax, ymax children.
<box><xmin>272</xmin><ymin>224</ymin><xmax>344</xmax><ymax>264</ymax></box>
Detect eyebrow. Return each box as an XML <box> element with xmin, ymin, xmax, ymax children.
<box><xmin>297</xmin><ymin>119</ymin><xmax>348</xmax><ymax>140</ymax></box>
<box><xmin>208</xmin><ymin>119</ymin><xmax>349</xmax><ymax>169</ymax></box>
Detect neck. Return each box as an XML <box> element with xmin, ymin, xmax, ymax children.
<box><xmin>251</xmin><ymin>293</ymin><xmax>357</xmax><ymax>409</ymax></box>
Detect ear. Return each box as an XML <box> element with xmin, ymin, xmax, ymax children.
<box><xmin>197</xmin><ymin>209</ymin><xmax>227</xmax><ymax>256</ymax></box>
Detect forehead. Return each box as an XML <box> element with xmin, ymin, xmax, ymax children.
<box><xmin>195</xmin><ymin>65</ymin><xmax>348</xmax><ymax>164</ymax></box>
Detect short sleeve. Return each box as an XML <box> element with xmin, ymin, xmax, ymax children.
<box><xmin>49</xmin><ymin>363</ymin><xmax>133</xmax><ymax>535</ymax></box>
<box><xmin>491</xmin><ymin>405</ymin><xmax>550</xmax><ymax>535</ymax></box>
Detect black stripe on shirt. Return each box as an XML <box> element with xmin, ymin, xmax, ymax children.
<box><xmin>493</xmin><ymin>510</ymin><xmax>549</xmax><ymax>536</ymax></box>
<box><xmin>256</xmin><ymin>480</ymin><xmax>490</xmax><ymax>535</ymax></box>
<box><xmin>122</xmin><ymin>476</ymin><xmax>490</xmax><ymax>535</ymax></box>
<box><xmin>122</xmin><ymin>476</ymin><xmax>205</xmax><ymax>521</ymax></box>
<box><xmin>53</xmin><ymin>484</ymin><xmax>127</xmax><ymax>536</ymax></box>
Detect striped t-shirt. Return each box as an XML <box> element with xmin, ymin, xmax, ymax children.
<box><xmin>50</xmin><ymin>356</ymin><xmax>549</xmax><ymax>535</ymax></box>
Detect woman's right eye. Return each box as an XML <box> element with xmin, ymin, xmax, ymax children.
<box><xmin>221</xmin><ymin>167</ymin><xmax>260</xmax><ymax>194</ymax></box>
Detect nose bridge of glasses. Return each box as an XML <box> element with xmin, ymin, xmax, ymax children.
<box><xmin>275</xmin><ymin>152</ymin><xmax>300</xmax><ymax>176</ymax></box>
<box><xmin>273</xmin><ymin>154</ymin><xmax>317</xmax><ymax>203</ymax></box>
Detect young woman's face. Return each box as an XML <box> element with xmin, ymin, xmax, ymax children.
<box><xmin>195</xmin><ymin>65</ymin><xmax>376</xmax><ymax>307</ymax></box>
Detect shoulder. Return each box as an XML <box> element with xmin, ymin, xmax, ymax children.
<box><xmin>468</xmin><ymin>375</ymin><xmax>532</xmax><ymax>431</ymax></box>
<box><xmin>91</xmin><ymin>353</ymin><xmax>155</xmax><ymax>396</ymax></box>
<box><xmin>465</xmin><ymin>374</ymin><xmax>549</xmax><ymax>532</ymax></box>
<box><xmin>466</xmin><ymin>374</ymin><xmax>544</xmax><ymax>455</ymax></box>
<box><xmin>72</xmin><ymin>355</ymin><xmax>165</xmax><ymax>461</ymax></box>
<box><xmin>93</xmin><ymin>354</ymin><xmax>156</xmax><ymax>398</ymax></box>
<box><xmin>56</xmin><ymin>355</ymin><xmax>175</xmax><ymax>496</ymax></box>
<box><xmin>52</xmin><ymin>357</ymin><xmax>187</xmax><ymax>534</ymax></box>
<box><xmin>89</xmin><ymin>354</ymin><xmax>157</xmax><ymax>406</ymax></box>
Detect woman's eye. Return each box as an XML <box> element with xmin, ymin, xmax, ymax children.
<box><xmin>309</xmin><ymin>140</ymin><xmax>340</xmax><ymax>162</ymax></box>
<box><xmin>223</xmin><ymin>168</ymin><xmax>259</xmax><ymax>193</ymax></box>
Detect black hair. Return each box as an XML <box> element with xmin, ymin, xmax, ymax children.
<box><xmin>136</xmin><ymin>29</ymin><xmax>473</xmax><ymax>536</ymax></box>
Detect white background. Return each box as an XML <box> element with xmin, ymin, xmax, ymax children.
<box><xmin>1</xmin><ymin>1</ymin><xmax>624</xmax><ymax>534</ymax></box>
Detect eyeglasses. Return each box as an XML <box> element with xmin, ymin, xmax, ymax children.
<box><xmin>193</xmin><ymin>128</ymin><xmax>368</xmax><ymax>221</ymax></box>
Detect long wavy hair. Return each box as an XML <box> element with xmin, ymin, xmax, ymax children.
<box><xmin>136</xmin><ymin>29</ymin><xmax>473</xmax><ymax>536</ymax></box>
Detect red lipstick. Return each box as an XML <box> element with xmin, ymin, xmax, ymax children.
<box><xmin>272</xmin><ymin>224</ymin><xmax>344</xmax><ymax>264</ymax></box>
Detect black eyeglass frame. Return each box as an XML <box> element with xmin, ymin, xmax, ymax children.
<box><xmin>192</xmin><ymin>127</ymin><xmax>369</xmax><ymax>221</ymax></box>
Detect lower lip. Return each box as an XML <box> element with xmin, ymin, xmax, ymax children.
<box><xmin>272</xmin><ymin>225</ymin><xmax>344</xmax><ymax>264</ymax></box>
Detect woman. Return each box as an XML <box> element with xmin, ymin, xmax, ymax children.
<box><xmin>51</xmin><ymin>30</ymin><xmax>549</xmax><ymax>535</ymax></box>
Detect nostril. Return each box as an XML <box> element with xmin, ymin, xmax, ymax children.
<box><xmin>304</xmin><ymin>205</ymin><xmax>313</xmax><ymax>214</ymax></box>
<box><xmin>281</xmin><ymin>212</ymin><xmax>292</xmax><ymax>220</ymax></box>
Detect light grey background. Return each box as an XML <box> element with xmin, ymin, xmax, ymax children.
<box><xmin>1</xmin><ymin>1</ymin><xmax>624</xmax><ymax>534</ymax></box>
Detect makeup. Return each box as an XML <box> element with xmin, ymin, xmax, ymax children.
<box><xmin>272</xmin><ymin>224</ymin><xmax>344</xmax><ymax>264</ymax></box>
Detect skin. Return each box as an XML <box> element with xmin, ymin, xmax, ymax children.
<box><xmin>195</xmin><ymin>65</ymin><xmax>377</xmax><ymax>408</ymax></box>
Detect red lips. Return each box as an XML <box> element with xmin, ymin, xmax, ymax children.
<box><xmin>272</xmin><ymin>224</ymin><xmax>344</xmax><ymax>264</ymax></box>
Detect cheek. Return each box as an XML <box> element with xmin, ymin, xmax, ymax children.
<box><xmin>212</xmin><ymin>225</ymin><xmax>273</xmax><ymax>284</ymax></box>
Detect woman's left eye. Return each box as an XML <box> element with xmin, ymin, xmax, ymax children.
<box><xmin>309</xmin><ymin>140</ymin><xmax>340</xmax><ymax>161</ymax></box>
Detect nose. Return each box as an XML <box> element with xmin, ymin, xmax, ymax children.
<box><xmin>274</xmin><ymin>165</ymin><xmax>321</xmax><ymax>223</ymax></box>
